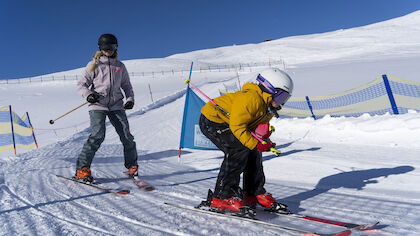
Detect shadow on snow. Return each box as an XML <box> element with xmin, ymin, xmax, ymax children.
<box><xmin>280</xmin><ymin>165</ymin><xmax>415</xmax><ymax>214</ymax></box>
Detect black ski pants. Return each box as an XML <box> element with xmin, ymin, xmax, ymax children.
<box><xmin>199</xmin><ymin>114</ymin><xmax>266</xmax><ymax>199</ymax></box>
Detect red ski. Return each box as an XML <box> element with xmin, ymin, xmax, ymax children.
<box><xmin>123</xmin><ymin>172</ymin><xmax>155</xmax><ymax>191</ymax></box>
<box><xmin>56</xmin><ymin>175</ymin><xmax>130</xmax><ymax>195</ymax></box>
<box><xmin>165</xmin><ymin>202</ymin><xmax>352</xmax><ymax>236</ymax></box>
<box><xmin>267</xmin><ymin>210</ymin><xmax>379</xmax><ymax>231</ymax></box>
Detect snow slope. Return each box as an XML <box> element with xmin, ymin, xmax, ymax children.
<box><xmin>1</xmin><ymin>10</ymin><xmax>420</xmax><ymax>236</ymax></box>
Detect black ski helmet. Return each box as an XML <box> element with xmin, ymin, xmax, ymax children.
<box><xmin>98</xmin><ymin>33</ymin><xmax>118</xmax><ymax>51</ymax></box>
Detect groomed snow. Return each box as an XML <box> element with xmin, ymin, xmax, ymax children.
<box><xmin>1</xmin><ymin>10</ymin><xmax>420</xmax><ymax>236</ymax></box>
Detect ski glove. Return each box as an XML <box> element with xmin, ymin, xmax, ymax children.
<box><xmin>256</xmin><ymin>141</ymin><xmax>276</xmax><ymax>152</ymax></box>
<box><xmin>124</xmin><ymin>101</ymin><xmax>134</xmax><ymax>110</ymax></box>
<box><xmin>255</xmin><ymin>123</ymin><xmax>273</xmax><ymax>139</ymax></box>
<box><xmin>87</xmin><ymin>93</ymin><xmax>99</xmax><ymax>103</ymax></box>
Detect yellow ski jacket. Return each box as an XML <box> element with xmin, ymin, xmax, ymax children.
<box><xmin>201</xmin><ymin>82</ymin><xmax>274</xmax><ymax>150</ymax></box>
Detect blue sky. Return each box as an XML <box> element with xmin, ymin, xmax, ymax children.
<box><xmin>1</xmin><ymin>0</ymin><xmax>420</xmax><ymax>79</ymax></box>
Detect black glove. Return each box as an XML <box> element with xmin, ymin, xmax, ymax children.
<box><xmin>124</xmin><ymin>101</ymin><xmax>134</xmax><ymax>110</ymax></box>
<box><xmin>87</xmin><ymin>93</ymin><xmax>99</xmax><ymax>103</ymax></box>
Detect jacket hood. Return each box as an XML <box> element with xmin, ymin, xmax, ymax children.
<box><xmin>99</xmin><ymin>55</ymin><xmax>118</xmax><ymax>63</ymax></box>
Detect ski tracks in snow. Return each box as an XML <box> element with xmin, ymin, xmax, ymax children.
<box><xmin>2</xmin><ymin>88</ymin><xmax>420</xmax><ymax>234</ymax></box>
<box><xmin>2</xmin><ymin>143</ymin><xmax>420</xmax><ymax>235</ymax></box>
<box><xmin>1</xmin><ymin>184</ymin><xmax>116</xmax><ymax>235</ymax></box>
<box><xmin>1</xmin><ymin>146</ymin><xmax>194</xmax><ymax>236</ymax></box>
<box><xmin>0</xmin><ymin>142</ymin><xmax>288</xmax><ymax>235</ymax></box>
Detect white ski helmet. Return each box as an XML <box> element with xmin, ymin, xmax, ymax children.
<box><xmin>256</xmin><ymin>68</ymin><xmax>294</xmax><ymax>105</ymax></box>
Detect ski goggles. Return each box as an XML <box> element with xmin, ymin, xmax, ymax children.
<box><xmin>272</xmin><ymin>89</ymin><xmax>291</xmax><ymax>105</ymax></box>
<box><xmin>256</xmin><ymin>74</ymin><xmax>291</xmax><ymax>105</ymax></box>
<box><xmin>99</xmin><ymin>43</ymin><xmax>118</xmax><ymax>51</ymax></box>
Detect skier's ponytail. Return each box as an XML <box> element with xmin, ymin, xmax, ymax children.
<box><xmin>89</xmin><ymin>50</ymin><xmax>119</xmax><ymax>72</ymax></box>
<box><xmin>89</xmin><ymin>51</ymin><xmax>104</xmax><ymax>72</ymax></box>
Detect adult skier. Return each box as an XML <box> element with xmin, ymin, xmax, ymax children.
<box><xmin>74</xmin><ymin>33</ymin><xmax>138</xmax><ymax>182</ymax></box>
<box><xmin>199</xmin><ymin>68</ymin><xmax>293</xmax><ymax>213</ymax></box>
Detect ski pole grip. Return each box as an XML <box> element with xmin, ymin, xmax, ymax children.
<box><xmin>270</xmin><ymin>147</ymin><xmax>281</xmax><ymax>157</ymax></box>
<box><xmin>253</xmin><ymin>133</ymin><xmax>281</xmax><ymax>156</ymax></box>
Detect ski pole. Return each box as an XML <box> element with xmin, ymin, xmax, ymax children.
<box><xmin>185</xmin><ymin>80</ymin><xmax>281</xmax><ymax>156</ymax></box>
<box><xmin>49</xmin><ymin>101</ymin><xmax>89</xmax><ymax>124</ymax></box>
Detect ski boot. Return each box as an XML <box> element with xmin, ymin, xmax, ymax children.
<box><xmin>243</xmin><ymin>195</ymin><xmax>258</xmax><ymax>209</ymax></box>
<box><xmin>128</xmin><ymin>165</ymin><xmax>138</xmax><ymax>177</ymax></box>
<box><xmin>256</xmin><ymin>192</ymin><xmax>290</xmax><ymax>214</ymax></box>
<box><xmin>197</xmin><ymin>189</ymin><xmax>255</xmax><ymax>218</ymax></box>
<box><xmin>211</xmin><ymin>197</ymin><xmax>246</xmax><ymax>212</ymax></box>
<box><xmin>74</xmin><ymin>167</ymin><xmax>94</xmax><ymax>183</ymax></box>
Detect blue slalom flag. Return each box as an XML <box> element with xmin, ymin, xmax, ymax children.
<box><xmin>179</xmin><ymin>62</ymin><xmax>217</xmax><ymax>159</ymax></box>
<box><xmin>179</xmin><ymin>86</ymin><xmax>217</xmax><ymax>151</ymax></box>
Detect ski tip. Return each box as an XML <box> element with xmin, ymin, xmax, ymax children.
<box><xmin>357</xmin><ymin>221</ymin><xmax>380</xmax><ymax>231</ymax></box>
<box><xmin>145</xmin><ymin>186</ymin><xmax>155</xmax><ymax>191</ymax></box>
<box><xmin>117</xmin><ymin>190</ymin><xmax>130</xmax><ymax>195</ymax></box>
<box><xmin>304</xmin><ymin>230</ymin><xmax>352</xmax><ymax>236</ymax></box>
<box><xmin>140</xmin><ymin>186</ymin><xmax>155</xmax><ymax>191</ymax></box>
<box><xmin>333</xmin><ymin>230</ymin><xmax>352</xmax><ymax>236</ymax></box>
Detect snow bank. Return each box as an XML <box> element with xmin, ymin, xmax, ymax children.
<box><xmin>272</xmin><ymin>110</ymin><xmax>420</xmax><ymax>148</ymax></box>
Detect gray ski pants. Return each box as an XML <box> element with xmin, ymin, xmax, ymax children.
<box><xmin>76</xmin><ymin>110</ymin><xmax>138</xmax><ymax>170</ymax></box>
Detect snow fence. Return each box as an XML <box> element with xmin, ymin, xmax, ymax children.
<box><xmin>0</xmin><ymin>106</ymin><xmax>38</xmax><ymax>154</ymax></box>
<box><xmin>279</xmin><ymin>75</ymin><xmax>420</xmax><ymax>119</ymax></box>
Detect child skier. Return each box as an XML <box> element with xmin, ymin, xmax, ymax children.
<box><xmin>74</xmin><ymin>33</ymin><xmax>138</xmax><ymax>182</ymax></box>
<box><xmin>199</xmin><ymin>68</ymin><xmax>293</xmax><ymax>213</ymax></box>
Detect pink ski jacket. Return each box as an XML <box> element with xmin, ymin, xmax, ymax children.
<box><xmin>77</xmin><ymin>56</ymin><xmax>134</xmax><ymax>111</ymax></box>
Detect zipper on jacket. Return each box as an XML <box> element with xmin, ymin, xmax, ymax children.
<box><xmin>107</xmin><ymin>58</ymin><xmax>113</xmax><ymax>107</ymax></box>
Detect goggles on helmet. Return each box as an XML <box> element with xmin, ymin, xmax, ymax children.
<box><xmin>99</xmin><ymin>43</ymin><xmax>118</xmax><ymax>51</ymax></box>
<box><xmin>272</xmin><ymin>89</ymin><xmax>291</xmax><ymax>105</ymax></box>
<box><xmin>256</xmin><ymin>74</ymin><xmax>291</xmax><ymax>105</ymax></box>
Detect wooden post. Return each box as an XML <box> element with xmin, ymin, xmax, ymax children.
<box><xmin>148</xmin><ymin>84</ymin><xmax>154</xmax><ymax>103</ymax></box>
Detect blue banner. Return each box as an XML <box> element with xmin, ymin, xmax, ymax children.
<box><xmin>179</xmin><ymin>86</ymin><xmax>217</xmax><ymax>150</ymax></box>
